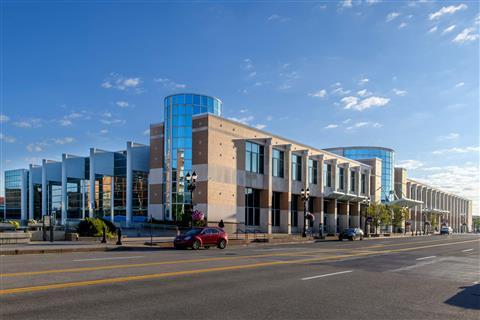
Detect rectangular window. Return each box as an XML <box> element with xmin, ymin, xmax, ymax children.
<box><xmin>350</xmin><ymin>170</ymin><xmax>356</xmax><ymax>193</ymax></box>
<box><xmin>339</xmin><ymin>167</ymin><xmax>345</xmax><ymax>190</ymax></box>
<box><xmin>291</xmin><ymin>154</ymin><xmax>302</xmax><ymax>181</ymax></box>
<box><xmin>291</xmin><ymin>194</ymin><xmax>298</xmax><ymax>227</ymax></box>
<box><xmin>361</xmin><ymin>173</ymin><xmax>366</xmax><ymax>194</ymax></box>
<box><xmin>308</xmin><ymin>159</ymin><xmax>318</xmax><ymax>184</ymax></box>
<box><xmin>245</xmin><ymin>188</ymin><xmax>260</xmax><ymax>226</ymax></box>
<box><xmin>324</xmin><ymin>163</ymin><xmax>332</xmax><ymax>188</ymax></box>
<box><xmin>246</xmin><ymin>141</ymin><xmax>264</xmax><ymax>174</ymax></box>
<box><xmin>272</xmin><ymin>149</ymin><xmax>284</xmax><ymax>178</ymax></box>
<box><xmin>272</xmin><ymin>192</ymin><xmax>281</xmax><ymax>227</ymax></box>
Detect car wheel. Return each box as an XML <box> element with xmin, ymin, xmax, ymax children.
<box><xmin>349</xmin><ymin>236</ymin><xmax>354</xmax><ymax>241</ymax></box>
<box><xmin>192</xmin><ymin>240</ymin><xmax>201</xmax><ymax>250</ymax></box>
<box><xmin>360</xmin><ymin>236</ymin><xmax>363</xmax><ymax>240</ymax></box>
<box><xmin>218</xmin><ymin>239</ymin><xmax>227</xmax><ymax>249</ymax></box>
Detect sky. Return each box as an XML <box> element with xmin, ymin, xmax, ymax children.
<box><xmin>1</xmin><ymin>0</ymin><xmax>479</xmax><ymax>213</ymax></box>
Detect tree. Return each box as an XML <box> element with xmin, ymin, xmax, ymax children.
<box><xmin>473</xmin><ymin>216</ymin><xmax>480</xmax><ymax>232</ymax></box>
<box><xmin>363</xmin><ymin>202</ymin><xmax>390</xmax><ymax>235</ymax></box>
<box><xmin>390</xmin><ymin>205</ymin><xmax>409</xmax><ymax>231</ymax></box>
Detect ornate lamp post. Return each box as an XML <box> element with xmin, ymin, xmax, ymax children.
<box><xmin>185</xmin><ymin>171</ymin><xmax>197</xmax><ymax>228</ymax></box>
<box><xmin>300</xmin><ymin>188</ymin><xmax>310</xmax><ymax>238</ymax></box>
<box><xmin>362</xmin><ymin>197</ymin><xmax>371</xmax><ymax>235</ymax></box>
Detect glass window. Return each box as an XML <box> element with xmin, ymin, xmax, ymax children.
<box><xmin>291</xmin><ymin>194</ymin><xmax>298</xmax><ymax>227</ymax></box>
<box><xmin>308</xmin><ymin>159</ymin><xmax>317</xmax><ymax>184</ymax></box>
<box><xmin>272</xmin><ymin>192</ymin><xmax>281</xmax><ymax>227</ymax></box>
<box><xmin>272</xmin><ymin>149</ymin><xmax>284</xmax><ymax>178</ymax></box>
<box><xmin>291</xmin><ymin>154</ymin><xmax>302</xmax><ymax>181</ymax></box>
<box><xmin>350</xmin><ymin>170</ymin><xmax>356</xmax><ymax>192</ymax></box>
<box><xmin>185</xmin><ymin>94</ymin><xmax>193</xmax><ymax>104</ymax></box>
<box><xmin>245</xmin><ymin>188</ymin><xmax>260</xmax><ymax>226</ymax></box>
<box><xmin>193</xmin><ymin>95</ymin><xmax>201</xmax><ymax>105</ymax></box>
<box><xmin>323</xmin><ymin>163</ymin><xmax>332</xmax><ymax>188</ymax></box>
<box><xmin>339</xmin><ymin>167</ymin><xmax>345</xmax><ymax>190</ymax></box>
<box><xmin>361</xmin><ymin>173</ymin><xmax>367</xmax><ymax>194</ymax></box>
<box><xmin>246</xmin><ymin>141</ymin><xmax>264</xmax><ymax>174</ymax></box>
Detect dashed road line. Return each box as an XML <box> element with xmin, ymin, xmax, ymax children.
<box><xmin>416</xmin><ymin>256</ymin><xmax>436</xmax><ymax>261</ymax></box>
<box><xmin>301</xmin><ymin>270</ymin><xmax>353</xmax><ymax>281</ymax></box>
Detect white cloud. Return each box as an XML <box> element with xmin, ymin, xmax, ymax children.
<box><xmin>432</xmin><ymin>146</ymin><xmax>479</xmax><ymax>155</ymax></box>
<box><xmin>309</xmin><ymin>89</ymin><xmax>327</xmax><ymax>98</ymax></box>
<box><xmin>386</xmin><ymin>12</ymin><xmax>400</xmax><ymax>22</ymax></box>
<box><xmin>0</xmin><ymin>133</ymin><xmax>15</xmax><ymax>143</ymax></box>
<box><xmin>59</xmin><ymin>119</ymin><xmax>72</xmax><ymax>126</ymax></box>
<box><xmin>116</xmin><ymin>101</ymin><xmax>129</xmax><ymax>108</ymax></box>
<box><xmin>331</xmin><ymin>87</ymin><xmax>351</xmax><ymax>96</ymax></box>
<box><xmin>398</xmin><ymin>22</ymin><xmax>408</xmax><ymax>29</ymax></box>
<box><xmin>342</xmin><ymin>118</ymin><xmax>351</xmax><ymax>124</ymax></box>
<box><xmin>243</xmin><ymin>58</ymin><xmax>253</xmax><ymax>70</ymax></box>
<box><xmin>153</xmin><ymin>78</ymin><xmax>186</xmax><ymax>89</ymax></box>
<box><xmin>324</xmin><ymin>124</ymin><xmax>339</xmax><ymax>129</ymax></box>
<box><xmin>438</xmin><ymin>133</ymin><xmax>460</xmax><ymax>141</ymax></box>
<box><xmin>266</xmin><ymin>115</ymin><xmax>273</xmax><ymax>121</ymax></box>
<box><xmin>239</xmin><ymin>109</ymin><xmax>248</xmax><ymax>113</ymax></box>
<box><xmin>26</xmin><ymin>142</ymin><xmax>47</xmax><ymax>152</ymax></box>
<box><xmin>453</xmin><ymin>27</ymin><xmax>479</xmax><ymax>43</ymax></box>
<box><xmin>13</xmin><ymin>118</ymin><xmax>43</xmax><ymax>128</ymax></box>
<box><xmin>100</xmin><ymin>119</ymin><xmax>126</xmax><ymax>125</ymax></box>
<box><xmin>228</xmin><ymin>116</ymin><xmax>254</xmax><ymax>125</ymax></box>
<box><xmin>358</xmin><ymin>78</ymin><xmax>369</xmax><ymax>85</ymax></box>
<box><xmin>393</xmin><ymin>88</ymin><xmax>407</xmax><ymax>96</ymax></box>
<box><xmin>53</xmin><ymin>137</ymin><xmax>74</xmax><ymax>145</ymax></box>
<box><xmin>429</xmin><ymin>4</ymin><xmax>467</xmax><ymax>20</ymax></box>
<box><xmin>249</xmin><ymin>71</ymin><xmax>257</xmax><ymax>78</ymax></box>
<box><xmin>357</xmin><ymin>89</ymin><xmax>371</xmax><ymax>97</ymax></box>
<box><xmin>475</xmin><ymin>14</ymin><xmax>480</xmax><ymax>25</ymax></box>
<box><xmin>0</xmin><ymin>114</ymin><xmax>9</xmax><ymax>122</ymax></box>
<box><xmin>428</xmin><ymin>26</ymin><xmax>438</xmax><ymax>33</ymax></box>
<box><xmin>455</xmin><ymin>82</ymin><xmax>465</xmax><ymax>88</ymax></box>
<box><xmin>442</xmin><ymin>25</ymin><xmax>456</xmax><ymax>34</ymax></box>
<box><xmin>342</xmin><ymin>96</ymin><xmax>390</xmax><ymax>111</ymax></box>
<box><xmin>143</xmin><ymin>128</ymin><xmax>150</xmax><ymax>136</ymax></box>
<box><xmin>346</xmin><ymin>121</ymin><xmax>383</xmax><ymax>130</ymax></box>
<box><xmin>101</xmin><ymin>73</ymin><xmax>143</xmax><ymax>93</ymax></box>
<box><xmin>100</xmin><ymin>129</ymin><xmax>109</xmax><ymax>134</ymax></box>
<box><xmin>267</xmin><ymin>14</ymin><xmax>290</xmax><ymax>22</ymax></box>
<box><xmin>366</xmin><ymin>0</ymin><xmax>381</xmax><ymax>4</ymax></box>
<box><xmin>397</xmin><ymin>159</ymin><xmax>424</xmax><ymax>170</ymax></box>
<box><xmin>255</xmin><ymin>124</ymin><xmax>266</xmax><ymax>130</ymax></box>
<box><xmin>342</xmin><ymin>0</ymin><xmax>352</xmax><ymax>8</ymax></box>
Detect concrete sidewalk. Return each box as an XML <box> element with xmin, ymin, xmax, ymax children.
<box><xmin>0</xmin><ymin>233</ymin><xmax>438</xmax><ymax>255</ymax></box>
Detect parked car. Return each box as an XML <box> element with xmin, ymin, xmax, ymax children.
<box><xmin>339</xmin><ymin>228</ymin><xmax>364</xmax><ymax>241</ymax></box>
<box><xmin>440</xmin><ymin>226</ymin><xmax>453</xmax><ymax>235</ymax></box>
<box><xmin>174</xmin><ymin>227</ymin><xmax>228</xmax><ymax>250</ymax></box>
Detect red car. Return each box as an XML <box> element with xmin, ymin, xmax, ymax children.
<box><xmin>174</xmin><ymin>227</ymin><xmax>228</xmax><ymax>250</ymax></box>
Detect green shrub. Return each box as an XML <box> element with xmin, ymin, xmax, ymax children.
<box><xmin>76</xmin><ymin>218</ymin><xmax>116</xmax><ymax>239</ymax></box>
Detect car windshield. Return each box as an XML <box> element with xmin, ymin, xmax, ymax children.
<box><xmin>185</xmin><ymin>229</ymin><xmax>202</xmax><ymax>236</ymax></box>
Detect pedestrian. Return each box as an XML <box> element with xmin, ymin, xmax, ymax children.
<box><xmin>218</xmin><ymin>219</ymin><xmax>225</xmax><ymax>229</ymax></box>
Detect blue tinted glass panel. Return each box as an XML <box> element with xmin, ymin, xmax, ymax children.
<box><xmin>186</xmin><ymin>94</ymin><xmax>193</xmax><ymax>104</ymax></box>
<box><xmin>193</xmin><ymin>95</ymin><xmax>200</xmax><ymax>105</ymax></box>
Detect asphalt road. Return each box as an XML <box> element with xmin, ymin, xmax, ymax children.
<box><xmin>1</xmin><ymin>234</ymin><xmax>479</xmax><ymax>320</ymax></box>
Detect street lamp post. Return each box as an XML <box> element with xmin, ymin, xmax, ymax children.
<box><xmin>362</xmin><ymin>197</ymin><xmax>371</xmax><ymax>235</ymax></box>
<box><xmin>300</xmin><ymin>188</ymin><xmax>310</xmax><ymax>238</ymax></box>
<box><xmin>185</xmin><ymin>171</ymin><xmax>197</xmax><ymax>228</ymax></box>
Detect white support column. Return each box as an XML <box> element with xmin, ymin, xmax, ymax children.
<box><xmin>28</xmin><ymin>165</ymin><xmax>34</xmax><ymax>220</ymax></box>
<box><xmin>126</xmin><ymin>142</ymin><xmax>133</xmax><ymax>227</ymax></box>
<box><xmin>61</xmin><ymin>154</ymin><xmax>68</xmax><ymax>225</ymax></box>
<box><xmin>41</xmin><ymin>159</ymin><xmax>47</xmax><ymax>217</ymax></box>
<box><xmin>110</xmin><ymin>177</ymin><xmax>115</xmax><ymax>222</ymax></box>
<box><xmin>89</xmin><ymin>148</ymin><xmax>95</xmax><ymax>218</ymax></box>
<box><xmin>81</xmin><ymin>180</ymin><xmax>86</xmax><ymax>220</ymax></box>
<box><xmin>20</xmin><ymin>170</ymin><xmax>28</xmax><ymax>222</ymax></box>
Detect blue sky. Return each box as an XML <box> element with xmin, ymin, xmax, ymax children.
<box><xmin>1</xmin><ymin>0</ymin><xmax>479</xmax><ymax>212</ymax></box>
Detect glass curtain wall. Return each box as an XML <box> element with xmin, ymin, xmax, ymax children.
<box><xmin>132</xmin><ymin>171</ymin><xmax>148</xmax><ymax>221</ymax></box>
<box><xmin>48</xmin><ymin>182</ymin><xmax>62</xmax><ymax>221</ymax></box>
<box><xmin>113</xmin><ymin>152</ymin><xmax>127</xmax><ymax>218</ymax></box>
<box><xmin>5</xmin><ymin>170</ymin><xmax>24</xmax><ymax>220</ymax></box>
<box><xmin>163</xmin><ymin>94</ymin><xmax>222</xmax><ymax>221</ymax></box>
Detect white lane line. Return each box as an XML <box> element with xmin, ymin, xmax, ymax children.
<box><xmin>301</xmin><ymin>270</ymin><xmax>353</xmax><ymax>281</ymax></box>
<box><xmin>462</xmin><ymin>248</ymin><xmax>474</xmax><ymax>252</ymax></box>
<box><xmin>73</xmin><ymin>256</ymin><xmax>144</xmax><ymax>262</ymax></box>
<box><xmin>416</xmin><ymin>256</ymin><xmax>436</xmax><ymax>261</ymax></box>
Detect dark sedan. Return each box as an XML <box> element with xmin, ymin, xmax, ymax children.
<box><xmin>339</xmin><ymin>228</ymin><xmax>364</xmax><ymax>241</ymax></box>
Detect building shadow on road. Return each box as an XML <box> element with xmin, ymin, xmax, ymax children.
<box><xmin>444</xmin><ymin>284</ymin><xmax>480</xmax><ymax>310</ymax></box>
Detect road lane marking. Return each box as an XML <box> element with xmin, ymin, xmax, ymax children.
<box><xmin>1</xmin><ymin>239</ymin><xmax>478</xmax><ymax>295</ymax></box>
<box><xmin>390</xmin><ymin>259</ymin><xmax>440</xmax><ymax>272</ymax></box>
<box><xmin>1</xmin><ymin>238</ymin><xmax>477</xmax><ymax>278</ymax></box>
<box><xmin>301</xmin><ymin>270</ymin><xmax>353</xmax><ymax>280</ymax></box>
<box><xmin>462</xmin><ymin>249</ymin><xmax>473</xmax><ymax>252</ymax></box>
<box><xmin>73</xmin><ymin>256</ymin><xmax>144</xmax><ymax>262</ymax></box>
<box><xmin>416</xmin><ymin>256</ymin><xmax>436</xmax><ymax>261</ymax></box>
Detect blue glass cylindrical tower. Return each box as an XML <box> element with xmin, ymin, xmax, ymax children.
<box><xmin>163</xmin><ymin>93</ymin><xmax>222</xmax><ymax>221</ymax></box>
<box><xmin>325</xmin><ymin>146</ymin><xmax>395</xmax><ymax>202</ymax></box>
